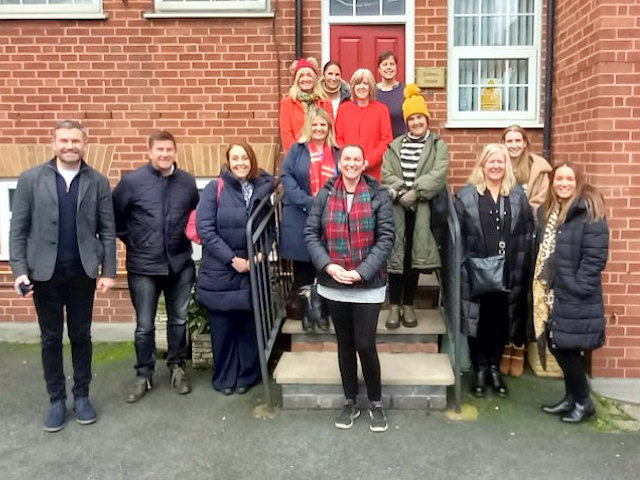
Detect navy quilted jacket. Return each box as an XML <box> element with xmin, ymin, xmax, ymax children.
<box><xmin>195</xmin><ymin>166</ymin><xmax>275</xmax><ymax>312</ymax></box>
<box><xmin>542</xmin><ymin>198</ymin><xmax>609</xmax><ymax>351</ymax></box>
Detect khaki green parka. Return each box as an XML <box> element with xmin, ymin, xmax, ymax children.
<box><xmin>382</xmin><ymin>132</ymin><xmax>450</xmax><ymax>273</ymax></box>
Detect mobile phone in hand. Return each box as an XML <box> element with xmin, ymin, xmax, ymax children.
<box><xmin>15</xmin><ymin>282</ymin><xmax>33</xmax><ymax>297</ymax></box>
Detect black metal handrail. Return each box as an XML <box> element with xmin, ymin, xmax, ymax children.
<box><xmin>246</xmin><ymin>185</ymin><xmax>291</xmax><ymax>410</ymax></box>
<box><xmin>433</xmin><ymin>187</ymin><xmax>463</xmax><ymax>413</ymax></box>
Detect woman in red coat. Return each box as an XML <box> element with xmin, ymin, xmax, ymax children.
<box><xmin>279</xmin><ymin>57</ymin><xmax>333</xmax><ymax>152</ymax></box>
<box><xmin>335</xmin><ymin>68</ymin><xmax>393</xmax><ymax>180</ymax></box>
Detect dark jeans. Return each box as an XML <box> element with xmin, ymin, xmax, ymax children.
<box><xmin>551</xmin><ymin>348</ymin><xmax>590</xmax><ymax>403</ymax></box>
<box><xmin>32</xmin><ymin>272</ymin><xmax>96</xmax><ymax>402</ymax></box>
<box><xmin>128</xmin><ymin>261</ymin><xmax>195</xmax><ymax>378</ymax></box>
<box><xmin>207</xmin><ymin>309</ymin><xmax>261</xmax><ymax>391</ymax></box>
<box><xmin>389</xmin><ymin>209</ymin><xmax>419</xmax><ymax>305</ymax></box>
<box><xmin>468</xmin><ymin>291</ymin><xmax>509</xmax><ymax>370</ymax></box>
<box><xmin>324</xmin><ymin>299</ymin><xmax>382</xmax><ymax>403</ymax></box>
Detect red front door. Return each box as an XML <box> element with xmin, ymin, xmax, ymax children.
<box><xmin>330</xmin><ymin>25</ymin><xmax>405</xmax><ymax>83</ymax></box>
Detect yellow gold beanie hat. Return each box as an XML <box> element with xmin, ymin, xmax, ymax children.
<box><xmin>402</xmin><ymin>84</ymin><xmax>430</xmax><ymax>122</ymax></box>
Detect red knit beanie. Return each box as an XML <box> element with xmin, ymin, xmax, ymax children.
<box><xmin>293</xmin><ymin>58</ymin><xmax>316</xmax><ymax>75</ymax></box>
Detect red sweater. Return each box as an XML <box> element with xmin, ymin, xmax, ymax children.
<box><xmin>279</xmin><ymin>96</ymin><xmax>333</xmax><ymax>152</ymax></box>
<box><xmin>335</xmin><ymin>100</ymin><xmax>393</xmax><ymax>180</ymax></box>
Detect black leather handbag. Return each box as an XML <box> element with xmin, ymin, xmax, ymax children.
<box><xmin>466</xmin><ymin>197</ymin><xmax>508</xmax><ymax>297</ymax></box>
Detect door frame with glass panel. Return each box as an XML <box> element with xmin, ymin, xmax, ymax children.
<box><xmin>321</xmin><ymin>0</ymin><xmax>415</xmax><ymax>84</ymax></box>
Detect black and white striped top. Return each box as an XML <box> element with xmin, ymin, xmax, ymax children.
<box><xmin>400</xmin><ymin>132</ymin><xmax>429</xmax><ymax>188</ymax></box>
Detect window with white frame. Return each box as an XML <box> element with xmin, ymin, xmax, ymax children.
<box><xmin>447</xmin><ymin>0</ymin><xmax>542</xmax><ymax>128</ymax></box>
<box><xmin>152</xmin><ymin>0</ymin><xmax>269</xmax><ymax>16</ymax></box>
<box><xmin>0</xmin><ymin>0</ymin><xmax>103</xmax><ymax>20</ymax></box>
<box><xmin>0</xmin><ymin>180</ymin><xmax>17</xmax><ymax>261</ymax></box>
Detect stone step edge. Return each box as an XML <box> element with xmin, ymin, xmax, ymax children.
<box><xmin>274</xmin><ymin>351</ymin><xmax>455</xmax><ymax>386</ymax></box>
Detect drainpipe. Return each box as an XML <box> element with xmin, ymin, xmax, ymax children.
<box><xmin>542</xmin><ymin>0</ymin><xmax>556</xmax><ymax>161</ymax></box>
<box><xmin>295</xmin><ymin>0</ymin><xmax>303</xmax><ymax>59</ymax></box>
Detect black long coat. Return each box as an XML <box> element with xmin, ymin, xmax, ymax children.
<box><xmin>456</xmin><ymin>184</ymin><xmax>534</xmax><ymax>339</ymax></box>
<box><xmin>540</xmin><ymin>199</ymin><xmax>609</xmax><ymax>351</ymax></box>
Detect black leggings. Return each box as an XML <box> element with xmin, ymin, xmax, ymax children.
<box><xmin>551</xmin><ymin>348</ymin><xmax>590</xmax><ymax>403</ymax></box>
<box><xmin>324</xmin><ymin>299</ymin><xmax>382</xmax><ymax>402</ymax></box>
<box><xmin>388</xmin><ymin>209</ymin><xmax>420</xmax><ymax>305</ymax></box>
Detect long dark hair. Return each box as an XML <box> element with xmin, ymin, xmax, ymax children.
<box><xmin>225</xmin><ymin>142</ymin><xmax>260</xmax><ymax>181</ymax></box>
<box><xmin>544</xmin><ymin>162</ymin><xmax>605</xmax><ymax>224</ymax></box>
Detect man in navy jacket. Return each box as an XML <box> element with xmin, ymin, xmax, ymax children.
<box><xmin>113</xmin><ymin>130</ymin><xmax>199</xmax><ymax>403</ymax></box>
<box><xmin>10</xmin><ymin>120</ymin><xmax>117</xmax><ymax>432</ymax></box>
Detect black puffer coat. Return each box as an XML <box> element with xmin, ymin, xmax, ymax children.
<box><xmin>540</xmin><ymin>199</ymin><xmax>609</xmax><ymax>350</ymax></box>
<box><xmin>456</xmin><ymin>184</ymin><xmax>534</xmax><ymax>339</ymax></box>
<box><xmin>113</xmin><ymin>163</ymin><xmax>199</xmax><ymax>276</ymax></box>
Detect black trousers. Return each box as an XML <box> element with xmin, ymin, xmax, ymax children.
<box><xmin>207</xmin><ymin>309</ymin><xmax>261</xmax><ymax>391</ymax></box>
<box><xmin>388</xmin><ymin>209</ymin><xmax>420</xmax><ymax>305</ymax></box>
<box><xmin>32</xmin><ymin>272</ymin><xmax>97</xmax><ymax>402</ymax></box>
<box><xmin>551</xmin><ymin>348</ymin><xmax>590</xmax><ymax>403</ymax></box>
<box><xmin>468</xmin><ymin>291</ymin><xmax>509</xmax><ymax>370</ymax></box>
<box><xmin>324</xmin><ymin>299</ymin><xmax>382</xmax><ymax>403</ymax></box>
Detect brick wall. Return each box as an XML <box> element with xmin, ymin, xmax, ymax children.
<box><xmin>3</xmin><ymin>1</ymin><xmax>633</xmax><ymax>379</ymax></box>
<box><xmin>553</xmin><ymin>0</ymin><xmax>640</xmax><ymax>377</ymax></box>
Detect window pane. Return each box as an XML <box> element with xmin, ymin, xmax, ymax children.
<box><xmin>330</xmin><ymin>0</ymin><xmax>353</xmax><ymax>16</ymax></box>
<box><xmin>481</xmin><ymin>0</ymin><xmax>505</xmax><ymax>14</ymax></box>
<box><xmin>454</xmin><ymin>0</ymin><xmax>477</xmax><ymax>14</ymax></box>
<box><xmin>459</xmin><ymin>59</ymin><xmax>479</xmax><ymax>85</ymax></box>
<box><xmin>356</xmin><ymin>0</ymin><xmax>379</xmax><ymax>16</ymax></box>
<box><xmin>453</xmin><ymin>0</ymin><xmax>535</xmax><ymax>47</ymax></box>
<box><xmin>508</xmin><ymin>59</ymin><xmax>528</xmax><ymax>84</ymax></box>
<box><xmin>480</xmin><ymin>85</ymin><xmax>504</xmax><ymax>111</ymax></box>
<box><xmin>454</xmin><ymin>16</ymin><xmax>478</xmax><ymax>46</ymax></box>
<box><xmin>459</xmin><ymin>87</ymin><xmax>478</xmax><ymax>111</ymax></box>
<box><xmin>508</xmin><ymin>86</ymin><xmax>528</xmax><ymax>111</ymax></box>
<box><xmin>382</xmin><ymin>0</ymin><xmax>404</xmax><ymax>15</ymax></box>
<box><xmin>480</xmin><ymin>59</ymin><xmax>505</xmax><ymax>86</ymax></box>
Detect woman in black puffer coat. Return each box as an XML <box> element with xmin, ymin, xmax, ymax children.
<box><xmin>196</xmin><ymin>143</ymin><xmax>275</xmax><ymax>396</ymax></box>
<box><xmin>456</xmin><ymin>143</ymin><xmax>534</xmax><ymax>399</ymax></box>
<box><xmin>534</xmin><ymin>163</ymin><xmax>608</xmax><ymax>423</ymax></box>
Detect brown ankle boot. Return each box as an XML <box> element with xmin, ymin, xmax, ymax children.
<box><xmin>499</xmin><ymin>343</ymin><xmax>513</xmax><ymax>375</ymax></box>
<box><xmin>510</xmin><ymin>344</ymin><xmax>525</xmax><ymax>377</ymax></box>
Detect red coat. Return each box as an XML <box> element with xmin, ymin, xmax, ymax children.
<box><xmin>335</xmin><ymin>100</ymin><xmax>393</xmax><ymax>180</ymax></box>
<box><xmin>279</xmin><ymin>96</ymin><xmax>333</xmax><ymax>152</ymax></box>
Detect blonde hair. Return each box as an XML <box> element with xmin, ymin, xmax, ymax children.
<box><xmin>544</xmin><ymin>162</ymin><xmax>606</xmax><ymax>225</ymax></box>
<box><xmin>288</xmin><ymin>57</ymin><xmax>327</xmax><ymax>100</ymax></box>
<box><xmin>349</xmin><ymin>68</ymin><xmax>377</xmax><ymax>102</ymax></box>
<box><xmin>297</xmin><ymin>108</ymin><xmax>338</xmax><ymax>148</ymax></box>
<box><xmin>467</xmin><ymin>143</ymin><xmax>517</xmax><ymax>196</ymax></box>
<box><xmin>501</xmin><ymin>125</ymin><xmax>532</xmax><ymax>185</ymax></box>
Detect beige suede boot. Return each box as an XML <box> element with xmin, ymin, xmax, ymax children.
<box><xmin>499</xmin><ymin>343</ymin><xmax>513</xmax><ymax>375</ymax></box>
<box><xmin>510</xmin><ymin>344</ymin><xmax>525</xmax><ymax>377</ymax></box>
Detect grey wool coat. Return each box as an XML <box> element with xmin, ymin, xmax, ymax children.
<box><xmin>382</xmin><ymin>132</ymin><xmax>449</xmax><ymax>273</ymax></box>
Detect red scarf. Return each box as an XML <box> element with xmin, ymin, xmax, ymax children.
<box><xmin>323</xmin><ymin>176</ymin><xmax>375</xmax><ymax>272</ymax></box>
<box><xmin>308</xmin><ymin>143</ymin><xmax>336</xmax><ymax>196</ymax></box>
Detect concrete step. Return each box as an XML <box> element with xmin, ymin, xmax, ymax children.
<box><xmin>274</xmin><ymin>351</ymin><xmax>455</xmax><ymax>410</ymax></box>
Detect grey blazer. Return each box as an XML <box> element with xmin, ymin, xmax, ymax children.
<box><xmin>10</xmin><ymin>159</ymin><xmax>117</xmax><ymax>281</ymax></box>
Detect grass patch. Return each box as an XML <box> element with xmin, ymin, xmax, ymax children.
<box><xmin>92</xmin><ymin>342</ymin><xmax>134</xmax><ymax>365</ymax></box>
<box><xmin>592</xmin><ymin>393</ymin><xmax>638</xmax><ymax>433</ymax></box>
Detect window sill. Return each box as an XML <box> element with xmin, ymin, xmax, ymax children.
<box><xmin>0</xmin><ymin>13</ymin><xmax>106</xmax><ymax>20</ymax></box>
<box><xmin>143</xmin><ymin>11</ymin><xmax>275</xmax><ymax>19</ymax></box>
<box><xmin>444</xmin><ymin>121</ymin><xmax>544</xmax><ymax>130</ymax></box>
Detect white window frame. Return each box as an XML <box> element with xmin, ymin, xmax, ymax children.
<box><xmin>0</xmin><ymin>179</ymin><xmax>17</xmax><ymax>261</ymax></box>
<box><xmin>146</xmin><ymin>0</ymin><xmax>273</xmax><ymax>18</ymax></box>
<box><xmin>0</xmin><ymin>0</ymin><xmax>105</xmax><ymax>20</ymax></box>
<box><xmin>321</xmin><ymin>0</ymin><xmax>415</xmax><ymax>85</ymax></box>
<box><xmin>446</xmin><ymin>0</ymin><xmax>543</xmax><ymax>128</ymax></box>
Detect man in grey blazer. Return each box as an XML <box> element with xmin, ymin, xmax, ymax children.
<box><xmin>10</xmin><ymin>120</ymin><xmax>117</xmax><ymax>433</ymax></box>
